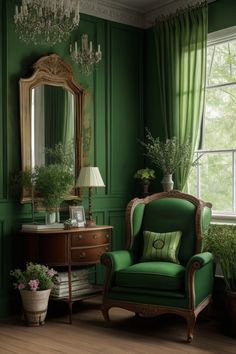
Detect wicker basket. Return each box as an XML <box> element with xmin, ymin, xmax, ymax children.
<box><xmin>20</xmin><ymin>289</ymin><xmax>51</xmax><ymax>326</ymax></box>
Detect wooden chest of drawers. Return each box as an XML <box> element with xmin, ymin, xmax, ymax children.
<box><xmin>22</xmin><ymin>226</ymin><xmax>112</xmax><ymax>266</ymax></box>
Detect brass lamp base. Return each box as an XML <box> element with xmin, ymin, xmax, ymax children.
<box><xmin>86</xmin><ymin>219</ymin><xmax>96</xmax><ymax>227</ymax></box>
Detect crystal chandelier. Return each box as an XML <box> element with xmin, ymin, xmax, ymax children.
<box><xmin>14</xmin><ymin>0</ymin><xmax>80</xmax><ymax>46</ymax></box>
<box><xmin>70</xmin><ymin>34</ymin><xmax>102</xmax><ymax>75</ymax></box>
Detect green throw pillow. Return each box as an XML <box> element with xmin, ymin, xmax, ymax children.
<box><xmin>141</xmin><ymin>230</ymin><xmax>182</xmax><ymax>264</ymax></box>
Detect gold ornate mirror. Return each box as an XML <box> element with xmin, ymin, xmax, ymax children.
<box><xmin>20</xmin><ymin>54</ymin><xmax>84</xmax><ymax>202</ymax></box>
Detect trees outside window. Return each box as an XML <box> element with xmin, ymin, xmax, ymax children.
<box><xmin>188</xmin><ymin>30</ymin><xmax>236</xmax><ymax>218</ymax></box>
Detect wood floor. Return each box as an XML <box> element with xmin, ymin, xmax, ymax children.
<box><xmin>0</xmin><ymin>296</ymin><xmax>235</xmax><ymax>354</ymax></box>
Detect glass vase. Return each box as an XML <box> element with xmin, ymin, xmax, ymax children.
<box><xmin>45</xmin><ymin>210</ymin><xmax>56</xmax><ymax>224</ymax></box>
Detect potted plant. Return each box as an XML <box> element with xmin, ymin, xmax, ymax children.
<box><xmin>134</xmin><ymin>168</ymin><xmax>156</xmax><ymax>196</ymax></box>
<box><xmin>34</xmin><ymin>163</ymin><xmax>74</xmax><ymax>223</ymax></box>
<box><xmin>204</xmin><ymin>224</ymin><xmax>236</xmax><ymax>337</ymax></box>
<box><xmin>18</xmin><ymin>143</ymin><xmax>75</xmax><ymax>224</ymax></box>
<box><xmin>10</xmin><ymin>263</ymin><xmax>57</xmax><ymax>326</ymax></box>
<box><xmin>140</xmin><ymin>129</ymin><xmax>197</xmax><ymax>191</ymax></box>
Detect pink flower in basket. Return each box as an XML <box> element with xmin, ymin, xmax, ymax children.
<box><xmin>10</xmin><ymin>263</ymin><xmax>58</xmax><ymax>291</ymax></box>
<box><xmin>18</xmin><ymin>282</ymin><xmax>25</xmax><ymax>290</ymax></box>
<box><xmin>47</xmin><ymin>268</ymin><xmax>57</xmax><ymax>277</ymax></box>
<box><xmin>28</xmin><ymin>279</ymin><xmax>40</xmax><ymax>291</ymax></box>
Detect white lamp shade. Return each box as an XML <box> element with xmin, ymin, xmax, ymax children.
<box><xmin>76</xmin><ymin>167</ymin><xmax>105</xmax><ymax>187</ymax></box>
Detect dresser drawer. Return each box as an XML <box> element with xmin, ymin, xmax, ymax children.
<box><xmin>71</xmin><ymin>244</ymin><xmax>110</xmax><ymax>263</ymax></box>
<box><xmin>71</xmin><ymin>230</ymin><xmax>111</xmax><ymax>247</ymax></box>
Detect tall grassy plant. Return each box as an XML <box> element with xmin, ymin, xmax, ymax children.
<box><xmin>140</xmin><ymin>129</ymin><xmax>196</xmax><ymax>176</ymax></box>
<box><xmin>204</xmin><ymin>225</ymin><xmax>236</xmax><ymax>291</ymax></box>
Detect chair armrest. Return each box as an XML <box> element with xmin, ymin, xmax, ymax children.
<box><xmin>185</xmin><ymin>252</ymin><xmax>214</xmax><ymax>309</ymax></box>
<box><xmin>101</xmin><ymin>250</ymin><xmax>135</xmax><ymax>272</ymax></box>
<box><xmin>101</xmin><ymin>250</ymin><xmax>135</xmax><ymax>295</ymax></box>
<box><xmin>186</xmin><ymin>251</ymin><xmax>213</xmax><ymax>272</ymax></box>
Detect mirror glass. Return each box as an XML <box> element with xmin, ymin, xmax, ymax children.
<box><xmin>20</xmin><ymin>54</ymin><xmax>84</xmax><ymax>202</ymax></box>
<box><xmin>31</xmin><ymin>84</ymin><xmax>75</xmax><ymax>168</ymax></box>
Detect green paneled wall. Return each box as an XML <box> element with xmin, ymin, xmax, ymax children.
<box><xmin>0</xmin><ymin>0</ymin><xmax>3</xmax><ymax>199</ymax></box>
<box><xmin>110</xmin><ymin>24</ymin><xmax>143</xmax><ymax>196</ymax></box>
<box><xmin>0</xmin><ymin>1</ymin><xmax>143</xmax><ymax>316</ymax></box>
<box><xmin>1</xmin><ymin>0</ymin><xmax>235</xmax><ymax>317</ymax></box>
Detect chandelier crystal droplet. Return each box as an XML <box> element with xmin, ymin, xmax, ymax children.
<box><xmin>70</xmin><ymin>34</ymin><xmax>102</xmax><ymax>75</ymax></box>
<box><xmin>14</xmin><ymin>0</ymin><xmax>80</xmax><ymax>46</ymax></box>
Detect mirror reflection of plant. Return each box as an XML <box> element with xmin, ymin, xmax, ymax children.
<box><xmin>45</xmin><ymin>141</ymin><xmax>74</xmax><ymax>168</ymax></box>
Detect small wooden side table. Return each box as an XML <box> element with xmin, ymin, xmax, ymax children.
<box><xmin>21</xmin><ymin>225</ymin><xmax>113</xmax><ymax>323</ymax></box>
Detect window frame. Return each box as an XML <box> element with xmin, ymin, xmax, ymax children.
<box><xmin>194</xmin><ymin>25</ymin><xmax>236</xmax><ymax>223</ymax></box>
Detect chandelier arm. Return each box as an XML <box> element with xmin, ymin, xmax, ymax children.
<box><xmin>70</xmin><ymin>34</ymin><xmax>102</xmax><ymax>76</ymax></box>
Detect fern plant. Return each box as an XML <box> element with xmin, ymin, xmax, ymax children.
<box><xmin>204</xmin><ymin>224</ymin><xmax>236</xmax><ymax>291</ymax></box>
<box><xmin>140</xmin><ymin>129</ymin><xmax>198</xmax><ymax>176</ymax></box>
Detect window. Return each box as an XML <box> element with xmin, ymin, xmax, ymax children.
<box><xmin>188</xmin><ymin>26</ymin><xmax>236</xmax><ymax>220</ymax></box>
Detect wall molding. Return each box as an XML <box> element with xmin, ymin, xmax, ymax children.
<box><xmin>0</xmin><ymin>220</ymin><xmax>4</xmax><ymax>294</ymax></box>
<box><xmin>80</xmin><ymin>0</ymin><xmax>144</xmax><ymax>28</ymax></box>
<box><xmin>208</xmin><ymin>25</ymin><xmax>236</xmax><ymax>45</ymax></box>
<box><xmin>80</xmin><ymin>0</ymin><xmax>216</xmax><ymax>29</ymax></box>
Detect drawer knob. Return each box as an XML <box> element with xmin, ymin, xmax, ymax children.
<box><xmin>79</xmin><ymin>252</ymin><xmax>86</xmax><ymax>258</ymax></box>
<box><xmin>93</xmin><ymin>234</ymin><xmax>98</xmax><ymax>239</ymax></box>
<box><xmin>78</xmin><ymin>234</ymin><xmax>83</xmax><ymax>239</ymax></box>
<box><xmin>106</xmin><ymin>234</ymin><xmax>110</xmax><ymax>239</ymax></box>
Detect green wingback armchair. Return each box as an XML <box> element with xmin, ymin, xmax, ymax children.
<box><xmin>101</xmin><ymin>191</ymin><xmax>214</xmax><ymax>342</ymax></box>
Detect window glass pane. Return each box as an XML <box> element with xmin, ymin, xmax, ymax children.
<box><xmin>187</xmin><ymin>164</ymin><xmax>197</xmax><ymax>197</ymax></box>
<box><xmin>207</xmin><ymin>39</ymin><xmax>236</xmax><ymax>86</ymax></box>
<box><xmin>199</xmin><ymin>153</ymin><xmax>233</xmax><ymax>213</ymax></box>
<box><xmin>189</xmin><ymin>35</ymin><xmax>236</xmax><ymax>216</ymax></box>
<box><xmin>203</xmin><ymin>85</ymin><xmax>236</xmax><ymax>150</ymax></box>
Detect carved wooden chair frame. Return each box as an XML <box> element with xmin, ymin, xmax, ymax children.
<box><xmin>101</xmin><ymin>190</ymin><xmax>213</xmax><ymax>342</ymax></box>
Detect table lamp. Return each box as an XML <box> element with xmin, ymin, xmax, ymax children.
<box><xmin>76</xmin><ymin>166</ymin><xmax>105</xmax><ymax>226</ymax></box>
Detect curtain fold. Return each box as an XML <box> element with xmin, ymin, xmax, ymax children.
<box><xmin>154</xmin><ymin>1</ymin><xmax>208</xmax><ymax>190</ymax></box>
<box><xmin>44</xmin><ymin>85</ymin><xmax>74</xmax><ymax>153</ymax></box>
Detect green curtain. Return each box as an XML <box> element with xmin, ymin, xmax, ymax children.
<box><xmin>153</xmin><ymin>1</ymin><xmax>208</xmax><ymax>190</ymax></box>
<box><xmin>62</xmin><ymin>90</ymin><xmax>74</xmax><ymax>149</ymax></box>
<box><xmin>44</xmin><ymin>85</ymin><xmax>74</xmax><ymax>152</ymax></box>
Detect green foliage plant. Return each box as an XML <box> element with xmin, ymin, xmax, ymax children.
<box><xmin>134</xmin><ymin>168</ymin><xmax>156</xmax><ymax>181</ymax></box>
<box><xmin>10</xmin><ymin>263</ymin><xmax>57</xmax><ymax>291</ymax></box>
<box><xmin>204</xmin><ymin>224</ymin><xmax>236</xmax><ymax>291</ymax></box>
<box><xmin>34</xmin><ymin>163</ymin><xmax>74</xmax><ymax>211</ymax></box>
<box><xmin>19</xmin><ymin>143</ymin><xmax>74</xmax><ymax>212</ymax></box>
<box><xmin>140</xmin><ymin>129</ymin><xmax>198</xmax><ymax>176</ymax></box>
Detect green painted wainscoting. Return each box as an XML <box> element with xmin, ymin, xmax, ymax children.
<box><xmin>0</xmin><ymin>0</ymin><xmax>144</xmax><ymax>316</ymax></box>
<box><xmin>3</xmin><ymin>0</ymin><xmax>235</xmax><ymax>319</ymax></box>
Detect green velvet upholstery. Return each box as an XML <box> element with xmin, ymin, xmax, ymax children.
<box><xmin>133</xmin><ymin>198</ymin><xmax>197</xmax><ymax>264</ymax></box>
<box><xmin>101</xmin><ymin>191</ymin><xmax>214</xmax><ymax>342</ymax></box>
<box><xmin>116</xmin><ymin>262</ymin><xmax>185</xmax><ymax>290</ymax></box>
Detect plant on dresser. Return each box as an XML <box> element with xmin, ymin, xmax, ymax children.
<box><xmin>15</xmin><ymin>142</ymin><xmax>74</xmax><ymax>224</ymax></box>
